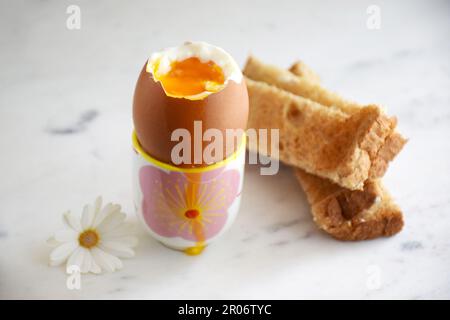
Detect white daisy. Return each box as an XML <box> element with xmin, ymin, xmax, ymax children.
<box><xmin>47</xmin><ymin>197</ymin><xmax>138</xmax><ymax>274</ymax></box>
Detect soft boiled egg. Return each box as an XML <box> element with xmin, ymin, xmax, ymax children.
<box><xmin>133</xmin><ymin>42</ymin><xmax>249</xmax><ymax>168</ymax></box>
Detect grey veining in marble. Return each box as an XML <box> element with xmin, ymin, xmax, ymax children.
<box><xmin>0</xmin><ymin>0</ymin><xmax>449</xmax><ymax>299</ymax></box>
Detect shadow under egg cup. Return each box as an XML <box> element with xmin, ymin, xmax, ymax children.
<box><xmin>132</xmin><ymin>131</ymin><xmax>246</xmax><ymax>255</ymax></box>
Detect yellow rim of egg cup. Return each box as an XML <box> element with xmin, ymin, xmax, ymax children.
<box><xmin>132</xmin><ymin>130</ymin><xmax>246</xmax><ymax>173</ymax></box>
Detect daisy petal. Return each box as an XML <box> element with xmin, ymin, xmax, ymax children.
<box><xmin>49</xmin><ymin>256</ymin><xmax>67</xmax><ymax>267</ymax></box>
<box><xmin>50</xmin><ymin>241</ymin><xmax>78</xmax><ymax>262</ymax></box>
<box><xmin>91</xmin><ymin>247</ymin><xmax>123</xmax><ymax>272</ymax></box>
<box><xmin>97</xmin><ymin>212</ymin><xmax>126</xmax><ymax>233</ymax></box>
<box><xmin>66</xmin><ymin>247</ymin><xmax>85</xmax><ymax>271</ymax></box>
<box><xmin>104</xmin><ymin>251</ymin><xmax>123</xmax><ymax>270</ymax></box>
<box><xmin>63</xmin><ymin>211</ymin><xmax>81</xmax><ymax>232</ymax></box>
<box><xmin>90</xmin><ymin>247</ymin><xmax>114</xmax><ymax>272</ymax></box>
<box><xmin>90</xmin><ymin>258</ymin><xmax>102</xmax><ymax>274</ymax></box>
<box><xmin>99</xmin><ymin>241</ymin><xmax>135</xmax><ymax>258</ymax></box>
<box><xmin>54</xmin><ymin>229</ymin><xmax>78</xmax><ymax>242</ymax></box>
<box><xmin>81</xmin><ymin>249</ymin><xmax>92</xmax><ymax>273</ymax></box>
<box><xmin>81</xmin><ymin>204</ymin><xmax>96</xmax><ymax>230</ymax></box>
<box><xmin>93</xmin><ymin>196</ymin><xmax>102</xmax><ymax>215</ymax></box>
<box><xmin>46</xmin><ymin>236</ymin><xmax>61</xmax><ymax>247</ymax></box>
<box><xmin>92</xmin><ymin>203</ymin><xmax>120</xmax><ymax>228</ymax></box>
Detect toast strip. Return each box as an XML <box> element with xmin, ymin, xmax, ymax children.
<box><xmin>288</xmin><ymin>60</ymin><xmax>404</xmax><ymax>240</ymax></box>
<box><xmin>244</xmin><ymin>56</ymin><xmax>361</xmax><ymax>114</ymax></box>
<box><xmin>246</xmin><ymin>78</ymin><xmax>394</xmax><ymax>190</ymax></box>
<box><xmin>288</xmin><ymin>60</ymin><xmax>321</xmax><ymax>84</ymax></box>
<box><xmin>288</xmin><ymin>61</ymin><xmax>407</xmax><ymax>179</ymax></box>
<box><xmin>244</xmin><ymin>56</ymin><xmax>406</xmax><ymax>180</ymax></box>
<box><xmin>245</xmin><ymin>58</ymin><xmax>405</xmax><ymax>240</ymax></box>
<box><xmin>295</xmin><ymin>169</ymin><xmax>403</xmax><ymax>240</ymax></box>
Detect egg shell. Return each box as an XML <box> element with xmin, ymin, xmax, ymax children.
<box><xmin>133</xmin><ymin>64</ymin><xmax>249</xmax><ymax>168</ymax></box>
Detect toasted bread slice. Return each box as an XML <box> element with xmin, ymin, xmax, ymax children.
<box><xmin>246</xmin><ymin>78</ymin><xmax>396</xmax><ymax>190</ymax></box>
<box><xmin>244</xmin><ymin>56</ymin><xmax>361</xmax><ymax>114</ymax></box>
<box><xmin>245</xmin><ymin>56</ymin><xmax>406</xmax><ymax>179</ymax></box>
<box><xmin>245</xmin><ymin>58</ymin><xmax>405</xmax><ymax>240</ymax></box>
<box><xmin>288</xmin><ymin>60</ymin><xmax>404</xmax><ymax>240</ymax></box>
<box><xmin>288</xmin><ymin>61</ymin><xmax>407</xmax><ymax>179</ymax></box>
<box><xmin>295</xmin><ymin>169</ymin><xmax>403</xmax><ymax>240</ymax></box>
<box><xmin>288</xmin><ymin>60</ymin><xmax>321</xmax><ymax>84</ymax></box>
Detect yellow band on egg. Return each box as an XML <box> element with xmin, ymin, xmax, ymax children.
<box><xmin>132</xmin><ymin>130</ymin><xmax>246</xmax><ymax>173</ymax></box>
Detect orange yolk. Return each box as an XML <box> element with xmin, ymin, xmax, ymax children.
<box><xmin>157</xmin><ymin>57</ymin><xmax>225</xmax><ymax>97</ymax></box>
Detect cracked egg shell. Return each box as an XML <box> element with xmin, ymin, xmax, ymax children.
<box><xmin>133</xmin><ymin>63</ymin><xmax>248</xmax><ymax>168</ymax></box>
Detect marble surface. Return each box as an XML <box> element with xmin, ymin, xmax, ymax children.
<box><xmin>1</xmin><ymin>0</ymin><xmax>449</xmax><ymax>299</ymax></box>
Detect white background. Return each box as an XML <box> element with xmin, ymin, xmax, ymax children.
<box><xmin>0</xmin><ymin>0</ymin><xmax>449</xmax><ymax>299</ymax></box>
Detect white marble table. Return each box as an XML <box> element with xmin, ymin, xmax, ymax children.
<box><xmin>1</xmin><ymin>0</ymin><xmax>449</xmax><ymax>299</ymax></box>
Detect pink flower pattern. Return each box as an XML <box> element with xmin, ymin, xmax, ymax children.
<box><xmin>139</xmin><ymin>166</ymin><xmax>240</xmax><ymax>242</ymax></box>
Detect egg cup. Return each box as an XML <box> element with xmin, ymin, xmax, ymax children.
<box><xmin>132</xmin><ymin>131</ymin><xmax>246</xmax><ymax>255</ymax></box>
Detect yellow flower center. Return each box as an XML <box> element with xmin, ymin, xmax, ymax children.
<box><xmin>78</xmin><ymin>229</ymin><xmax>99</xmax><ymax>249</ymax></box>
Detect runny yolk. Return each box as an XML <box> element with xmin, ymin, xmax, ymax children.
<box><xmin>157</xmin><ymin>57</ymin><xmax>225</xmax><ymax>97</ymax></box>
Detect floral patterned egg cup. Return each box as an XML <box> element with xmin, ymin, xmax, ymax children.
<box><xmin>132</xmin><ymin>131</ymin><xmax>245</xmax><ymax>255</ymax></box>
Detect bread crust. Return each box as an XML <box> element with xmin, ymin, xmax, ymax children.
<box><xmin>295</xmin><ymin>169</ymin><xmax>403</xmax><ymax>240</ymax></box>
<box><xmin>245</xmin><ymin>56</ymin><xmax>361</xmax><ymax>114</ymax></box>
<box><xmin>289</xmin><ymin>61</ymin><xmax>321</xmax><ymax>84</ymax></box>
<box><xmin>246</xmin><ymin>78</ymin><xmax>397</xmax><ymax>190</ymax></box>
<box><xmin>244</xmin><ymin>56</ymin><xmax>406</xmax><ymax>185</ymax></box>
<box><xmin>289</xmin><ymin>59</ymin><xmax>404</xmax><ymax>240</ymax></box>
<box><xmin>245</xmin><ymin>56</ymin><xmax>405</xmax><ymax>240</ymax></box>
<box><xmin>288</xmin><ymin>60</ymin><xmax>407</xmax><ymax>179</ymax></box>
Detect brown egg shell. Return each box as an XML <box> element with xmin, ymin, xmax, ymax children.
<box><xmin>133</xmin><ymin>63</ymin><xmax>249</xmax><ymax>168</ymax></box>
